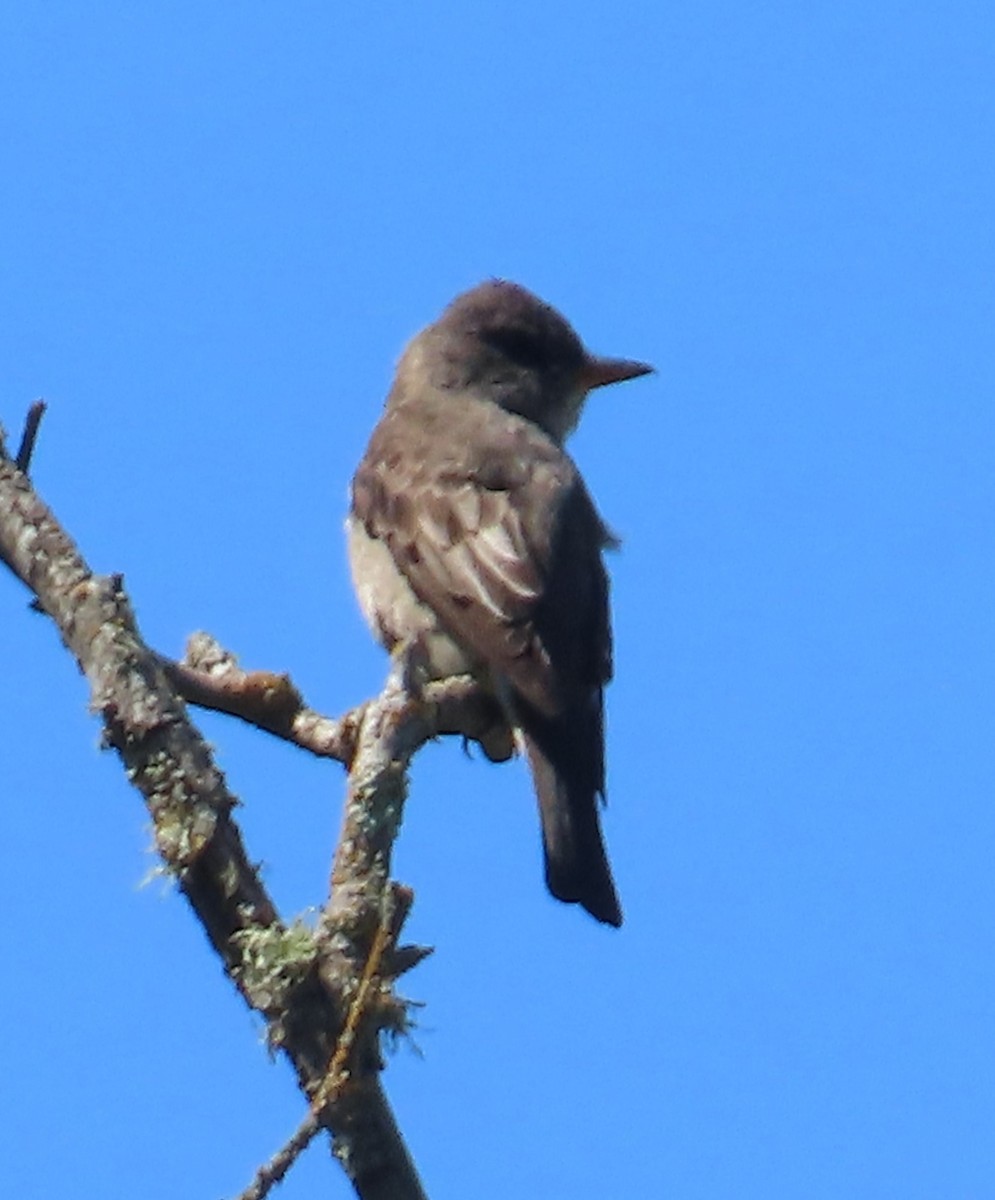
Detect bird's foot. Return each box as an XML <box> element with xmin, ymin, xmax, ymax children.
<box><xmin>391</xmin><ymin>635</ymin><xmax>434</xmax><ymax>700</ymax></box>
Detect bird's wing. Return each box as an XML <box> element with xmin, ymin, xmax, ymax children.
<box><xmin>351</xmin><ymin>408</ymin><xmax>613</xmax><ymax>717</ymax></box>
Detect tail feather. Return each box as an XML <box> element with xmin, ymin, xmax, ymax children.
<box><xmin>517</xmin><ymin>702</ymin><xmax>622</xmax><ymax>927</ymax></box>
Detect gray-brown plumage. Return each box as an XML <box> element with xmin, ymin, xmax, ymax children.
<box><xmin>348</xmin><ymin>280</ymin><xmax>652</xmax><ymax>926</ymax></box>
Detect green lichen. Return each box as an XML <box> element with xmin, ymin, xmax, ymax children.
<box><xmin>231</xmin><ymin>917</ymin><xmax>320</xmax><ymax>1013</ymax></box>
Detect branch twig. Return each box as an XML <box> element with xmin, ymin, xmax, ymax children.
<box><xmin>15</xmin><ymin>399</ymin><xmax>45</xmax><ymax>473</ymax></box>
<box><xmin>159</xmin><ymin>630</ymin><xmax>512</xmax><ymax>766</ymax></box>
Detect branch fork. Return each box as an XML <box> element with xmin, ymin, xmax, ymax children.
<box><xmin>0</xmin><ymin>403</ymin><xmax>499</xmax><ymax>1200</ymax></box>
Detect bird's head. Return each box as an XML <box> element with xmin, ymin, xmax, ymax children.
<box><xmin>404</xmin><ymin>280</ymin><xmax>653</xmax><ymax>444</ymax></box>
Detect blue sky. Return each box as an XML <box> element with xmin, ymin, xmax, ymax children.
<box><xmin>2</xmin><ymin>4</ymin><xmax>994</xmax><ymax>1197</ymax></box>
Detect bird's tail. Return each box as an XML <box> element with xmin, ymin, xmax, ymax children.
<box><xmin>516</xmin><ymin>701</ymin><xmax>622</xmax><ymax>928</ymax></box>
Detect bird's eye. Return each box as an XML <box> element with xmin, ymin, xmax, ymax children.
<box><xmin>482</xmin><ymin>326</ymin><xmax>546</xmax><ymax>370</ymax></box>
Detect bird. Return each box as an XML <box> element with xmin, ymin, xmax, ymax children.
<box><xmin>347</xmin><ymin>280</ymin><xmax>652</xmax><ymax>926</ymax></box>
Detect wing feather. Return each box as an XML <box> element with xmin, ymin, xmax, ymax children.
<box><xmin>351</xmin><ymin>397</ymin><xmax>612</xmax><ymax>716</ymax></box>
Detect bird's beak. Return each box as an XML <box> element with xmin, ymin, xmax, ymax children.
<box><xmin>580</xmin><ymin>354</ymin><xmax>655</xmax><ymax>391</ymax></box>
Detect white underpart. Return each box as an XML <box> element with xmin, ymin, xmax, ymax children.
<box><xmin>346</xmin><ymin>513</ymin><xmax>476</xmax><ymax>678</ymax></box>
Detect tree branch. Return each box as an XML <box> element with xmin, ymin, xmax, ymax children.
<box><xmin>0</xmin><ymin>410</ymin><xmax>445</xmax><ymax>1200</ymax></box>
<box><xmin>157</xmin><ymin>630</ymin><xmax>512</xmax><ymax>765</ymax></box>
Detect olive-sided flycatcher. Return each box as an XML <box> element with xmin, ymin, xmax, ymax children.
<box><xmin>347</xmin><ymin>280</ymin><xmax>652</xmax><ymax>926</ymax></box>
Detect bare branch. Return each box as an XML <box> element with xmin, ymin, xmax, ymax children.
<box><xmin>236</xmin><ymin>1115</ymin><xmax>322</xmax><ymax>1200</ymax></box>
<box><xmin>159</xmin><ymin>630</ymin><xmax>513</xmax><ymax>766</ymax></box>
<box><xmin>158</xmin><ymin>635</ymin><xmax>363</xmax><ymax>762</ymax></box>
<box><xmin>0</xmin><ymin>416</ymin><xmax>431</xmax><ymax>1200</ymax></box>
